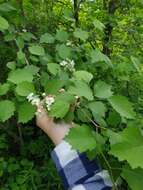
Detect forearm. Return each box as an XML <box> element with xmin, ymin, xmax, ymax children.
<box><xmin>35</xmin><ymin>105</ymin><xmax>112</xmax><ymax>189</ymax></box>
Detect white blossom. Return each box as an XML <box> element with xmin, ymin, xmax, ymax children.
<box><xmin>31</xmin><ymin>97</ymin><xmax>40</xmax><ymax>106</ymax></box>
<box><xmin>60</xmin><ymin>58</ymin><xmax>75</xmax><ymax>72</ymax></box>
<box><xmin>27</xmin><ymin>93</ymin><xmax>34</xmax><ymax>102</ymax></box>
<box><xmin>45</xmin><ymin>96</ymin><xmax>55</xmax><ymax>105</ymax></box>
<box><xmin>27</xmin><ymin>93</ymin><xmax>40</xmax><ymax>106</ymax></box>
<box><xmin>59</xmin><ymin>88</ymin><xmax>65</xmax><ymax>93</ymax></box>
<box><xmin>75</xmin><ymin>95</ymin><xmax>79</xmax><ymax>99</ymax></box>
<box><xmin>70</xmin><ymin>60</ymin><xmax>75</xmax><ymax>67</ymax></box>
<box><xmin>66</xmin><ymin>40</ymin><xmax>72</xmax><ymax>46</ymax></box>
<box><xmin>22</xmin><ymin>29</ymin><xmax>27</xmax><ymax>32</ymax></box>
<box><xmin>45</xmin><ymin>96</ymin><xmax>55</xmax><ymax>111</ymax></box>
<box><xmin>60</xmin><ymin>60</ymin><xmax>68</xmax><ymax>66</ymax></box>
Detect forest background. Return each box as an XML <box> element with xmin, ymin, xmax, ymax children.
<box><xmin>0</xmin><ymin>0</ymin><xmax>143</xmax><ymax>189</ymax></box>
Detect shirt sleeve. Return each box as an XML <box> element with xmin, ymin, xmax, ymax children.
<box><xmin>51</xmin><ymin>140</ymin><xmax>112</xmax><ymax>190</ymax></box>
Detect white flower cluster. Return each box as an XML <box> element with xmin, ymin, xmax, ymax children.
<box><xmin>27</xmin><ymin>93</ymin><xmax>55</xmax><ymax>112</ymax></box>
<box><xmin>45</xmin><ymin>96</ymin><xmax>55</xmax><ymax>111</ymax></box>
<box><xmin>60</xmin><ymin>58</ymin><xmax>75</xmax><ymax>72</ymax></box>
<box><xmin>22</xmin><ymin>29</ymin><xmax>27</xmax><ymax>33</ymax></box>
<box><xmin>27</xmin><ymin>93</ymin><xmax>40</xmax><ymax>106</ymax></box>
<box><xmin>66</xmin><ymin>40</ymin><xmax>73</xmax><ymax>46</ymax></box>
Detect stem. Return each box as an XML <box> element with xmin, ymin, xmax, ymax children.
<box><xmin>79</xmin><ymin>106</ymin><xmax>107</xmax><ymax>130</ymax></box>
<box><xmin>25</xmin><ymin>56</ymin><xmax>29</xmax><ymax>65</ymax></box>
<box><xmin>100</xmin><ymin>151</ymin><xmax>118</xmax><ymax>190</ymax></box>
<box><xmin>17</xmin><ymin>123</ymin><xmax>24</xmax><ymax>146</ymax></box>
<box><xmin>31</xmin><ymin>175</ymin><xmax>37</xmax><ymax>190</ymax></box>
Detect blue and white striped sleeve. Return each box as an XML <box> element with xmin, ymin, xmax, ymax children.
<box><xmin>51</xmin><ymin>140</ymin><xmax>112</xmax><ymax>190</ymax></box>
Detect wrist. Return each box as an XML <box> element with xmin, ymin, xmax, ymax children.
<box><xmin>48</xmin><ymin>128</ymin><xmax>64</xmax><ymax>145</ymax></box>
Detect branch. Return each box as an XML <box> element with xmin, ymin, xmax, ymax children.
<box><xmin>17</xmin><ymin>123</ymin><xmax>24</xmax><ymax>146</ymax></box>
<box><xmin>103</xmin><ymin>0</ymin><xmax>120</xmax><ymax>56</ymax></box>
<box><xmin>73</xmin><ymin>0</ymin><xmax>85</xmax><ymax>26</ymax></box>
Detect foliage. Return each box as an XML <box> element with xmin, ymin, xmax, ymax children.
<box><xmin>108</xmin><ymin>126</ymin><xmax>143</xmax><ymax>169</ymax></box>
<box><xmin>0</xmin><ymin>0</ymin><xmax>143</xmax><ymax>189</ymax></box>
<box><xmin>65</xmin><ymin>124</ymin><xmax>96</xmax><ymax>152</ymax></box>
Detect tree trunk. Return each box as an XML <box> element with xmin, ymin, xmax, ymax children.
<box><xmin>103</xmin><ymin>0</ymin><xmax>119</xmax><ymax>56</ymax></box>
<box><xmin>73</xmin><ymin>0</ymin><xmax>79</xmax><ymax>27</ymax></box>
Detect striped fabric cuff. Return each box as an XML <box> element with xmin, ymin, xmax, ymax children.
<box><xmin>51</xmin><ymin>140</ymin><xmax>100</xmax><ymax>189</ymax></box>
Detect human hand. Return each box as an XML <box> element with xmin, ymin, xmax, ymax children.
<box><xmin>36</xmin><ymin>104</ymin><xmax>73</xmax><ymax>145</ymax></box>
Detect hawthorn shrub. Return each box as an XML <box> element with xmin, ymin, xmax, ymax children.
<box><xmin>0</xmin><ymin>1</ymin><xmax>143</xmax><ymax>190</ymax></box>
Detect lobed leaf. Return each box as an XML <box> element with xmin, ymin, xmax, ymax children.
<box><xmin>0</xmin><ymin>16</ymin><xmax>9</xmax><ymax>31</ymax></box>
<box><xmin>109</xmin><ymin>126</ymin><xmax>143</xmax><ymax>169</ymax></box>
<box><xmin>50</xmin><ymin>100</ymin><xmax>70</xmax><ymax>118</ymax></box>
<box><xmin>122</xmin><ymin>165</ymin><xmax>143</xmax><ymax>190</ymax></box>
<box><xmin>108</xmin><ymin>95</ymin><xmax>136</xmax><ymax>119</ymax></box>
<box><xmin>18</xmin><ymin>102</ymin><xmax>36</xmax><ymax>123</ymax></box>
<box><xmin>0</xmin><ymin>83</ymin><xmax>10</xmax><ymax>96</ymax></box>
<box><xmin>73</xmin><ymin>70</ymin><xmax>93</xmax><ymax>83</ymax></box>
<box><xmin>65</xmin><ymin>124</ymin><xmax>96</xmax><ymax>152</ymax></box>
<box><xmin>94</xmin><ymin>80</ymin><xmax>113</xmax><ymax>99</ymax></box>
<box><xmin>0</xmin><ymin>100</ymin><xmax>15</xmax><ymax>122</ymax></box>
<box><xmin>15</xmin><ymin>82</ymin><xmax>35</xmax><ymax>96</ymax></box>
<box><xmin>29</xmin><ymin>45</ymin><xmax>45</xmax><ymax>56</ymax></box>
<box><xmin>68</xmin><ymin>81</ymin><xmax>93</xmax><ymax>100</ymax></box>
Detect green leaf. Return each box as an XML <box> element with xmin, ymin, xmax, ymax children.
<box><xmin>0</xmin><ymin>3</ymin><xmax>16</xmax><ymax>12</ymax></box>
<box><xmin>106</xmin><ymin>130</ymin><xmax>123</xmax><ymax>145</ymax></box>
<box><xmin>6</xmin><ymin>61</ymin><xmax>16</xmax><ymax>70</ymax></box>
<box><xmin>40</xmin><ymin>71</ymin><xmax>49</xmax><ymax>87</ymax></box>
<box><xmin>47</xmin><ymin>63</ymin><xmax>61</xmax><ymax>75</ymax></box>
<box><xmin>74</xmin><ymin>29</ymin><xmax>89</xmax><ymax>41</ymax></box>
<box><xmin>95</xmin><ymin>133</ymin><xmax>106</xmax><ymax>152</ymax></box>
<box><xmin>94</xmin><ymin>80</ymin><xmax>113</xmax><ymax>99</ymax></box>
<box><xmin>16</xmin><ymin>37</ymin><xmax>24</xmax><ymax>49</ymax></box>
<box><xmin>68</xmin><ymin>81</ymin><xmax>93</xmax><ymax>100</ymax></box>
<box><xmin>122</xmin><ymin>165</ymin><xmax>143</xmax><ymax>190</ymax></box>
<box><xmin>73</xmin><ymin>70</ymin><xmax>93</xmax><ymax>83</ymax></box>
<box><xmin>21</xmin><ymin>32</ymin><xmax>36</xmax><ymax>41</ymax></box>
<box><xmin>130</xmin><ymin>56</ymin><xmax>141</xmax><ymax>73</ymax></box>
<box><xmin>56</xmin><ymin>30</ymin><xmax>69</xmax><ymax>42</ymax></box>
<box><xmin>0</xmin><ymin>100</ymin><xmax>15</xmax><ymax>122</ymax></box>
<box><xmin>57</xmin><ymin>44</ymin><xmax>71</xmax><ymax>59</ymax></box>
<box><xmin>93</xmin><ymin>19</ymin><xmax>105</xmax><ymax>31</ymax></box>
<box><xmin>40</xmin><ymin>33</ymin><xmax>55</xmax><ymax>43</ymax></box>
<box><xmin>90</xmin><ymin>49</ymin><xmax>112</xmax><ymax>66</ymax></box>
<box><xmin>0</xmin><ymin>16</ymin><xmax>9</xmax><ymax>31</ymax></box>
<box><xmin>109</xmin><ymin>126</ymin><xmax>143</xmax><ymax>168</ymax></box>
<box><xmin>88</xmin><ymin>101</ymin><xmax>106</xmax><ymax>118</ymax></box>
<box><xmin>77</xmin><ymin>108</ymin><xmax>92</xmax><ymax>122</ymax></box>
<box><xmin>4</xmin><ymin>33</ymin><xmax>15</xmax><ymax>41</ymax></box>
<box><xmin>55</xmin><ymin>92</ymin><xmax>75</xmax><ymax>104</ymax></box>
<box><xmin>29</xmin><ymin>45</ymin><xmax>45</xmax><ymax>56</ymax></box>
<box><xmin>64</xmin><ymin>111</ymin><xmax>74</xmax><ymax>122</ymax></box>
<box><xmin>17</xmin><ymin>50</ymin><xmax>25</xmax><ymax>64</ymax></box>
<box><xmin>107</xmin><ymin>111</ymin><xmax>121</xmax><ymax>126</ymax></box>
<box><xmin>108</xmin><ymin>95</ymin><xmax>136</xmax><ymax>119</ymax></box>
<box><xmin>0</xmin><ymin>83</ymin><xmax>10</xmax><ymax>96</ymax></box>
<box><xmin>50</xmin><ymin>100</ymin><xmax>69</xmax><ymax>118</ymax></box>
<box><xmin>24</xmin><ymin>65</ymin><xmax>39</xmax><ymax>75</ymax></box>
<box><xmin>18</xmin><ymin>102</ymin><xmax>36</xmax><ymax>123</ymax></box>
<box><xmin>65</xmin><ymin>124</ymin><xmax>96</xmax><ymax>152</ymax></box>
<box><xmin>94</xmin><ymin>115</ymin><xmax>107</xmax><ymax>127</ymax></box>
<box><xmin>44</xmin><ymin>80</ymin><xmax>66</xmax><ymax>94</ymax></box>
<box><xmin>15</xmin><ymin>82</ymin><xmax>35</xmax><ymax>96</ymax></box>
<box><xmin>8</xmin><ymin>68</ymin><xmax>34</xmax><ymax>84</ymax></box>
